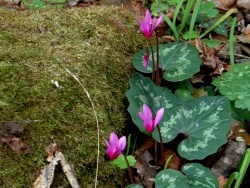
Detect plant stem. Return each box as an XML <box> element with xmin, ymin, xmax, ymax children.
<box><xmin>157</xmin><ymin>126</ymin><xmax>164</xmax><ymax>169</ymax></box>
<box><xmin>155</xmin><ymin>140</ymin><xmax>158</xmax><ymax>166</ymax></box>
<box><xmin>229</xmin><ymin>17</ymin><xmax>237</xmax><ymax>65</ymax></box>
<box><xmin>149</xmin><ymin>42</ymin><xmax>156</xmax><ymax>83</ymax></box>
<box><xmin>122</xmin><ymin>153</ymin><xmax>134</xmax><ymax>183</ymax></box>
<box><xmin>155</xmin><ymin>32</ymin><xmax>161</xmax><ymax>86</ymax></box>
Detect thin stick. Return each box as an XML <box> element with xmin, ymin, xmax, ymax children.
<box><xmin>58</xmin><ymin>152</ymin><xmax>81</xmax><ymax>188</ymax></box>
<box><xmin>63</xmin><ymin>66</ymin><xmax>100</xmax><ymax>188</ymax></box>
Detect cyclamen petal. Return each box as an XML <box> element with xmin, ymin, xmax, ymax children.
<box><xmin>105</xmin><ymin>132</ymin><xmax>126</xmax><ymax>160</ymax></box>
<box><xmin>154</xmin><ymin>108</ymin><xmax>164</xmax><ymax>126</ymax></box>
<box><xmin>145</xmin><ymin>9</ymin><xmax>152</xmax><ymax>23</ymax></box>
<box><xmin>154</xmin><ymin>15</ymin><xmax>163</xmax><ymax>28</ymax></box>
<box><xmin>138</xmin><ymin>104</ymin><xmax>165</xmax><ymax>133</ymax></box>
<box><xmin>144</xmin><ymin>119</ymin><xmax>154</xmax><ymax>132</ymax></box>
<box><xmin>142</xmin><ymin>104</ymin><xmax>152</xmax><ymax>119</ymax></box>
<box><xmin>118</xmin><ymin>136</ymin><xmax>126</xmax><ymax>151</ymax></box>
<box><xmin>109</xmin><ymin>132</ymin><xmax>119</xmax><ymax>146</ymax></box>
<box><xmin>136</xmin><ymin>9</ymin><xmax>163</xmax><ymax>39</ymax></box>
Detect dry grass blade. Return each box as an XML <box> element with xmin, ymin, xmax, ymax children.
<box><xmin>63</xmin><ymin>66</ymin><xmax>100</xmax><ymax>188</ymax></box>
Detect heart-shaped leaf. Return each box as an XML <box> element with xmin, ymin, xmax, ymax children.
<box><xmin>155</xmin><ymin>163</ymin><xmax>218</xmax><ymax>188</ymax></box>
<box><xmin>125</xmin><ymin>184</ymin><xmax>144</xmax><ymax>188</ymax></box>
<box><xmin>212</xmin><ymin>63</ymin><xmax>250</xmax><ymax>111</ymax></box>
<box><xmin>125</xmin><ymin>73</ymin><xmax>183</xmax><ymax>133</ymax></box>
<box><xmin>132</xmin><ymin>42</ymin><xmax>202</xmax><ymax>82</ymax></box>
<box><xmin>112</xmin><ymin>155</ymin><xmax>136</xmax><ymax>169</ymax></box>
<box><xmin>152</xmin><ymin>96</ymin><xmax>233</xmax><ymax>160</ymax></box>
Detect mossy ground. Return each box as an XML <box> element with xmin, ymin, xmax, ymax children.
<box><xmin>0</xmin><ymin>6</ymin><xmax>145</xmax><ymax>187</ymax></box>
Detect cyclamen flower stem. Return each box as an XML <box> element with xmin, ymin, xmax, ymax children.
<box><xmin>155</xmin><ymin>31</ymin><xmax>161</xmax><ymax>86</ymax></box>
<box><xmin>122</xmin><ymin>152</ymin><xmax>134</xmax><ymax>183</ymax></box>
<box><xmin>149</xmin><ymin>42</ymin><xmax>156</xmax><ymax>83</ymax></box>
<box><xmin>154</xmin><ymin>140</ymin><xmax>158</xmax><ymax>166</ymax></box>
<box><xmin>157</xmin><ymin>126</ymin><xmax>165</xmax><ymax>169</ymax></box>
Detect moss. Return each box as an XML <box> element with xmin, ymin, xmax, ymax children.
<box><xmin>0</xmin><ymin>6</ymin><xmax>145</xmax><ymax>187</ymax></box>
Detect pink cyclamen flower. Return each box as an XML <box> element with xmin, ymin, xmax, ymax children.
<box><xmin>105</xmin><ymin>132</ymin><xmax>126</xmax><ymax>160</ymax></box>
<box><xmin>138</xmin><ymin>104</ymin><xmax>164</xmax><ymax>133</ymax></box>
<box><xmin>143</xmin><ymin>51</ymin><xmax>150</xmax><ymax>69</ymax></box>
<box><xmin>136</xmin><ymin>9</ymin><xmax>163</xmax><ymax>38</ymax></box>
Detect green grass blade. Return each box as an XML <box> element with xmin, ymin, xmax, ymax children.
<box><xmin>200</xmin><ymin>8</ymin><xmax>238</xmax><ymax>38</ymax></box>
<box><xmin>188</xmin><ymin>0</ymin><xmax>201</xmax><ymax>40</ymax></box>
<box><xmin>229</xmin><ymin>17</ymin><xmax>237</xmax><ymax>65</ymax></box>
<box><xmin>163</xmin><ymin>14</ymin><xmax>179</xmax><ymax>42</ymax></box>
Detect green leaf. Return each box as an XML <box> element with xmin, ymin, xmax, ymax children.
<box><xmin>151</xmin><ymin>0</ymin><xmax>169</xmax><ymax>15</ymax></box>
<box><xmin>198</xmin><ymin>2</ymin><xmax>218</xmax><ymax>18</ymax></box>
<box><xmin>183</xmin><ymin>31</ymin><xmax>198</xmax><ymax>40</ymax></box>
<box><xmin>155</xmin><ymin>169</ymin><xmax>189</xmax><ymax>188</ymax></box>
<box><xmin>48</xmin><ymin>0</ymin><xmax>66</xmax><ymax>3</ymax></box>
<box><xmin>155</xmin><ymin>163</ymin><xmax>218</xmax><ymax>188</ymax></box>
<box><xmin>152</xmin><ymin>96</ymin><xmax>233</xmax><ymax>160</ymax></box>
<box><xmin>125</xmin><ymin>73</ymin><xmax>183</xmax><ymax>133</ymax></box>
<box><xmin>132</xmin><ymin>42</ymin><xmax>202</xmax><ymax>82</ymax></box>
<box><xmin>183</xmin><ymin>163</ymin><xmax>219</xmax><ymax>188</ymax></box>
<box><xmin>201</xmin><ymin>17</ymin><xmax>230</xmax><ymax>36</ymax></box>
<box><xmin>126</xmin><ymin>184</ymin><xmax>144</xmax><ymax>188</ymax></box>
<box><xmin>202</xmin><ymin>39</ymin><xmax>221</xmax><ymax>48</ymax></box>
<box><xmin>175</xmin><ymin>89</ymin><xmax>193</xmax><ymax>101</ymax></box>
<box><xmin>212</xmin><ymin>63</ymin><xmax>250</xmax><ymax>111</ymax></box>
<box><xmin>112</xmin><ymin>155</ymin><xmax>136</xmax><ymax>169</ymax></box>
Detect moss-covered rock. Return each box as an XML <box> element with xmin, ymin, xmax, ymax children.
<box><xmin>0</xmin><ymin>6</ymin><xmax>145</xmax><ymax>187</ymax></box>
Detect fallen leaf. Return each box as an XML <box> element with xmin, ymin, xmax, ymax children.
<box><xmin>237</xmin><ymin>34</ymin><xmax>250</xmax><ymax>44</ymax></box>
<box><xmin>163</xmin><ymin>148</ymin><xmax>183</xmax><ymax>171</ymax></box>
<box><xmin>1</xmin><ymin>136</ymin><xmax>30</xmax><ymax>155</ymax></box>
<box><xmin>134</xmin><ymin>150</ymin><xmax>159</xmax><ymax>188</ymax></box>
<box><xmin>211</xmin><ymin>0</ymin><xmax>237</xmax><ymax>11</ymax></box>
<box><xmin>188</xmin><ymin>73</ymin><xmax>205</xmax><ymax>86</ymax></box>
<box><xmin>1</xmin><ymin>121</ymin><xmax>31</xmax><ymax>155</ymax></box>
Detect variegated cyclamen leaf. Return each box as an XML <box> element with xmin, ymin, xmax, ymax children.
<box><xmin>125</xmin><ymin>184</ymin><xmax>144</xmax><ymax>188</ymax></box>
<box><xmin>155</xmin><ymin>169</ymin><xmax>189</xmax><ymax>188</ymax></box>
<box><xmin>125</xmin><ymin>73</ymin><xmax>183</xmax><ymax>133</ymax></box>
<box><xmin>152</xmin><ymin>96</ymin><xmax>233</xmax><ymax>160</ymax></box>
<box><xmin>212</xmin><ymin>63</ymin><xmax>250</xmax><ymax>111</ymax></box>
<box><xmin>132</xmin><ymin>42</ymin><xmax>202</xmax><ymax>82</ymax></box>
<box><xmin>182</xmin><ymin>163</ymin><xmax>218</xmax><ymax>188</ymax></box>
<box><xmin>155</xmin><ymin>163</ymin><xmax>218</xmax><ymax>188</ymax></box>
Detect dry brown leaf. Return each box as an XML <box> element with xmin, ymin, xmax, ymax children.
<box><xmin>163</xmin><ymin>148</ymin><xmax>183</xmax><ymax>171</ymax></box>
<box><xmin>237</xmin><ymin>34</ymin><xmax>250</xmax><ymax>44</ymax></box>
<box><xmin>1</xmin><ymin>136</ymin><xmax>30</xmax><ymax>155</ymax></box>
<box><xmin>134</xmin><ymin>150</ymin><xmax>159</xmax><ymax>188</ymax></box>
<box><xmin>242</xmin><ymin>24</ymin><xmax>250</xmax><ymax>35</ymax></box>
<box><xmin>227</xmin><ymin>121</ymin><xmax>250</xmax><ymax>145</ymax></box>
<box><xmin>211</xmin><ymin>0</ymin><xmax>237</xmax><ymax>11</ymax></box>
<box><xmin>138</xmin><ymin>137</ymin><xmax>155</xmax><ymax>152</ymax></box>
<box><xmin>190</xmin><ymin>74</ymin><xmax>205</xmax><ymax>84</ymax></box>
<box><xmin>218</xmin><ymin>176</ymin><xmax>228</xmax><ymax>188</ymax></box>
<box><xmin>237</xmin><ymin>0</ymin><xmax>250</xmax><ymax>11</ymax></box>
<box><xmin>1</xmin><ymin>122</ymin><xmax>31</xmax><ymax>155</ymax></box>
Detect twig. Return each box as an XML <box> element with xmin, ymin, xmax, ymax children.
<box><xmin>58</xmin><ymin>152</ymin><xmax>80</xmax><ymax>188</ymax></box>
